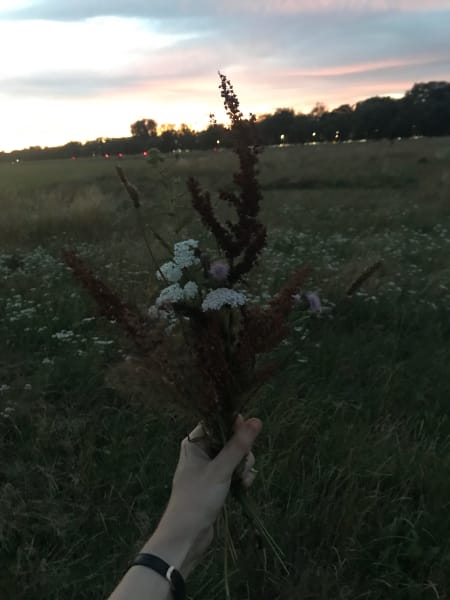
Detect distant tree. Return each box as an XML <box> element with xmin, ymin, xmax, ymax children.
<box><xmin>310</xmin><ymin>102</ymin><xmax>328</xmax><ymax>118</ymax></box>
<box><xmin>388</xmin><ymin>98</ymin><xmax>414</xmax><ymax>138</ymax></box>
<box><xmin>290</xmin><ymin>114</ymin><xmax>314</xmax><ymax>143</ymax></box>
<box><xmin>257</xmin><ymin>108</ymin><xmax>296</xmax><ymax>144</ymax></box>
<box><xmin>130</xmin><ymin>118</ymin><xmax>158</xmax><ymax>138</ymax></box>
<box><xmin>197</xmin><ymin>123</ymin><xmax>229</xmax><ymax>150</ymax></box>
<box><xmin>352</xmin><ymin>97</ymin><xmax>399</xmax><ymax>139</ymax></box>
<box><xmin>158</xmin><ymin>125</ymin><xmax>177</xmax><ymax>153</ymax></box>
<box><xmin>405</xmin><ymin>82</ymin><xmax>450</xmax><ymax>136</ymax></box>
<box><xmin>177</xmin><ymin>124</ymin><xmax>196</xmax><ymax>149</ymax></box>
<box><xmin>62</xmin><ymin>141</ymin><xmax>83</xmax><ymax>158</ymax></box>
<box><xmin>320</xmin><ymin>104</ymin><xmax>354</xmax><ymax>141</ymax></box>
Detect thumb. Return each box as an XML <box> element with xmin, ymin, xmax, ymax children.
<box><xmin>211</xmin><ymin>418</ymin><xmax>262</xmax><ymax>482</ymax></box>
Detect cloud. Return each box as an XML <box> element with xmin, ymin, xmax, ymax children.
<box><xmin>1</xmin><ymin>8</ymin><xmax>449</xmax><ymax>103</ymax></box>
<box><xmin>278</xmin><ymin>55</ymin><xmax>450</xmax><ymax>79</ymax></box>
<box><xmin>1</xmin><ymin>0</ymin><xmax>449</xmax><ymax>150</ymax></box>
<box><xmin>1</xmin><ymin>72</ymin><xmax>137</xmax><ymax>97</ymax></box>
<box><xmin>5</xmin><ymin>0</ymin><xmax>450</xmax><ymax>21</ymax></box>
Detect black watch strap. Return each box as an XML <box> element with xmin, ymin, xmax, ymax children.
<box><xmin>128</xmin><ymin>552</ymin><xmax>186</xmax><ymax>600</ymax></box>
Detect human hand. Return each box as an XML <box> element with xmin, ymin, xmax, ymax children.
<box><xmin>143</xmin><ymin>415</ymin><xmax>262</xmax><ymax>576</ymax></box>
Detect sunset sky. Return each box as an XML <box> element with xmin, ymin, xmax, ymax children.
<box><xmin>1</xmin><ymin>0</ymin><xmax>449</xmax><ymax>151</ymax></box>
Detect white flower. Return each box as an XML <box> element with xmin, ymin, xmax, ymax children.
<box><xmin>156</xmin><ymin>261</ymin><xmax>183</xmax><ymax>283</ymax></box>
<box><xmin>174</xmin><ymin>239</ymin><xmax>199</xmax><ymax>253</ymax></box>
<box><xmin>183</xmin><ymin>281</ymin><xmax>199</xmax><ymax>300</ymax></box>
<box><xmin>156</xmin><ymin>283</ymin><xmax>184</xmax><ymax>306</ymax></box>
<box><xmin>173</xmin><ymin>239</ymin><xmax>200</xmax><ymax>269</ymax></box>
<box><xmin>201</xmin><ymin>288</ymin><xmax>247</xmax><ymax>311</ymax></box>
<box><xmin>52</xmin><ymin>330</ymin><xmax>74</xmax><ymax>341</ymax></box>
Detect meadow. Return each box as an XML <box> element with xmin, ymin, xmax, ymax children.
<box><xmin>1</xmin><ymin>137</ymin><xmax>450</xmax><ymax>599</ymax></box>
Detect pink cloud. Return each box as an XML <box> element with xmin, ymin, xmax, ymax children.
<box><xmin>222</xmin><ymin>0</ymin><xmax>450</xmax><ymax>12</ymax></box>
<box><xmin>274</xmin><ymin>54</ymin><xmax>448</xmax><ymax>78</ymax></box>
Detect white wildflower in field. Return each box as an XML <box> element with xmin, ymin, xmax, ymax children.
<box><xmin>24</xmin><ymin>384</ymin><xmax>32</xmax><ymax>391</ymax></box>
<box><xmin>173</xmin><ymin>239</ymin><xmax>200</xmax><ymax>269</ymax></box>
<box><xmin>156</xmin><ymin>261</ymin><xmax>183</xmax><ymax>283</ymax></box>
<box><xmin>52</xmin><ymin>330</ymin><xmax>75</xmax><ymax>341</ymax></box>
<box><xmin>156</xmin><ymin>283</ymin><xmax>185</xmax><ymax>306</ymax></box>
<box><xmin>93</xmin><ymin>339</ymin><xmax>114</xmax><ymax>346</ymax></box>
<box><xmin>0</xmin><ymin>384</ymin><xmax>10</xmax><ymax>393</ymax></box>
<box><xmin>183</xmin><ymin>281</ymin><xmax>199</xmax><ymax>300</ymax></box>
<box><xmin>201</xmin><ymin>288</ymin><xmax>247</xmax><ymax>311</ymax></box>
<box><xmin>42</xmin><ymin>358</ymin><xmax>54</xmax><ymax>365</ymax></box>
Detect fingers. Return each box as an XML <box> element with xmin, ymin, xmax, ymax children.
<box><xmin>211</xmin><ymin>418</ymin><xmax>262</xmax><ymax>482</ymax></box>
<box><xmin>240</xmin><ymin>452</ymin><xmax>257</xmax><ymax>489</ymax></box>
<box><xmin>180</xmin><ymin>423</ymin><xmax>210</xmax><ymax>460</ymax></box>
<box><xmin>241</xmin><ymin>469</ymin><xmax>257</xmax><ymax>489</ymax></box>
<box><xmin>244</xmin><ymin>451</ymin><xmax>256</xmax><ymax>471</ymax></box>
<box><xmin>235</xmin><ymin>451</ymin><xmax>255</xmax><ymax>477</ymax></box>
<box><xmin>186</xmin><ymin>422</ymin><xmax>205</xmax><ymax>441</ymax></box>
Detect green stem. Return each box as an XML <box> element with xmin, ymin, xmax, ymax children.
<box><xmin>232</xmin><ymin>484</ymin><xmax>290</xmax><ymax>576</ymax></box>
<box><xmin>223</xmin><ymin>505</ymin><xmax>232</xmax><ymax>600</ymax></box>
<box><xmin>133</xmin><ymin>209</ymin><xmax>168</xmax><ymax>283</ymax></box>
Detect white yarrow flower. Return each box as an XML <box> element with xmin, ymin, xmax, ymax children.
<box><xmin>183</xmin><ymin>281</ymin><xmax>199</xmax><ymax>300</ymax></box>
<box><xmin>156</xmin><ymin>283</ymin><xmax>184</xmax><ymax>306</ymax></box>
<box><xmin>174</xmin><ymin>239</ymin><xmax>199</xmax><ymax>252</ymax></box>
<box><xmin>173</xmin><ymin>239</ymin><xmax>200</xmax><ymax>269</ymax></box>
<box><xmin>201</xmin><ymin>288</ymin><xmax>247</xmax><ymax>311</ymax></box>
<box><xmin>156</xmin><ymin>261</ymin><xmax>183</xmax><ymax>283</ymax></box>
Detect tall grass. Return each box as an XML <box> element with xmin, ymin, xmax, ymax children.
<box><xmin>1</xmin><ymin>137</ymin><xmax>450</xmax><ymax>599</ymax></box>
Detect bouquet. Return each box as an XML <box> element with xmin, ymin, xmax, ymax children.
<box><xmin>63</xmin><ymin>73</ymin><xmax>357</xmax><ymax>584</ymax></box>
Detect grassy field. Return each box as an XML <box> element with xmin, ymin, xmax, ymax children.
<box><xmin>1</xmin><ymin>137</ymin><xmax>450</xmax><ymax>599</ymax></box>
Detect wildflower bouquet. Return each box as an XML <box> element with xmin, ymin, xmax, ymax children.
<box><xmin>63</xmin><ymin>73</ymin><xmax>319</xmax><ymax>576</ymax></box>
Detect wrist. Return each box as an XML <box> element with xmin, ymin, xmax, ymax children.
<box><xmin>141</xmin><ymin>515</ymin><xmax>197</xmax><ymax>578</ymax></box>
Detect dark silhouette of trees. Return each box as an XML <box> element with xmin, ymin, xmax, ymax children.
<box><xmin>404</xmin><ymin>82</ymin><xmax>450</xmax><ymax>137</ymax></box>
<box><xmin>130</xmin><ymin>118</ymin><xmax>158</xmax><ymax>138</ymax></box>
<box><xmin>257</xmin><ymin>108</ymin><xmax>296</xmax><ymax>145</ymax></box>
<box><xmin>310</xmin><ymin>102</ymin><xmax>328</xmax><ymax>118</ymax></box>
<box><xmin>352</xmin><ymin>96</ymin><xmax>400</xmax><ymax>139</ymax></box>
<box><xmin>177</xmin><ymin>124</ymin><xmax>197</xmax><ymax>149</ymax></box>
<box><xmin>291</xmin><ymin>114</ymin><xmax>315</xmax><ymax>143</ymax></box>
<box><xmin>321</xmin><ymin>104</ymin><xmax>354</xmax><ymax>141</ymax></box>
<box><xmin>196</xmin><ymin>123</ymin><xmax>230</xmax><ymax>150</ymax></box>
<box><xmin>1</xmin><ymin>81</ymin><xmax>449</xmax><ymax>162</ymax></box>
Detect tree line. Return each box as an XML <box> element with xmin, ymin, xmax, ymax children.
<box><xmin>1</xmin><ymin>81</ymin><xmax>449</xmax><ymax>162</ymax></box>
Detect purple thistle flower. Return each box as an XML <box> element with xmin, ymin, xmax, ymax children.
<box><xmin>305</xmin><ymin>292</ymin><xmax>322</xmax><ymax>313</ymax></box>
<box><xmin>209</xmin><ymin>260</ymin><xmax>230</xmax><ymax>282</ymax></box>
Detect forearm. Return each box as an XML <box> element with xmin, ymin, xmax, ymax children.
<box><xmin>107</xmin><ymin>518</ymin><xmax>195</xmax><ymax>600</ymax></box>
<box><xmin>107</xmin><ymin>417</ymin><xmax>261</xmax><ymax>600</ymax></box>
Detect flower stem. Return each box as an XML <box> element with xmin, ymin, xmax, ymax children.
<box><xmin>232</xmin><ymin>484</ymin><xmax>290</xmax><ymax>576</ymax></box>
<box><xmin>223</xmin><ymin>504</ymin><xmax>232</xmax><ymax>600</ymax></box>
